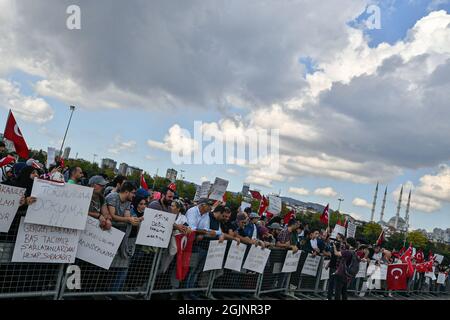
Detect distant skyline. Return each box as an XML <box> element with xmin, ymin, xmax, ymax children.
<box><xmin>1</xmin><ymin>0</ymin><xmax>450</xmax><ymax>232</ymax></box>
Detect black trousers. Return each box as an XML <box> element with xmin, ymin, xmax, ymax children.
<box><xmin>335</xmin><ymin>275</ymin><xmax>348</xmax><ymax>300</ymax></box>
<box><xmin>327</xmin><ymin>268</ymin><xmax>336</xmax><ymax>300</ymax></box>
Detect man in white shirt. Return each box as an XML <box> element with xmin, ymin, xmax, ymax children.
<box><xmin>185</xmin><ymin>199</ymin><xmax>213</xmax><ymax>234</ymax></box>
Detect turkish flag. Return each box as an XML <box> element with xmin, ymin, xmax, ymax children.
<box><xmin>3</xmin><ymin>110</ymin><xmax>29</xmax><ymax>159</ymax></box>
<box><xmin>168</xmin><ymin>182</ymin><xmax>177</xmax><ymax>192</ymax></box>
<box><xmin>258</xmin><ymin>196</ymin><xmax>269</xmax><ymax>216</ymax></box>
<box><xmin>415</xmin><ymin>250</ymin><xmax>424</xmax><ymax>263</ymax></box>
<box><xmin>283</xmin><ymin>209</ymin><xmax>295</xmax><ymax>225</ymax></box>
<box><xmin>387</xmin><ymin>264</ymin><xmax>408</xmax><ymax>290</ymax></box>
<box><xmin>320</xmin><ymin>204</ymin><xmax>329</xmax><ymax>225</ymax></box>
<box><xmin>400</xmin><ymin>247</ymin><xmax>414</xmax><ymax>278</ymax></box>
<box><xmin>222</xmin><ymin>192</ymin><xmax>227</xmax><ymax>203</ymax></box>
<box><xmin>250</xmin><ymin>190</ymin><xmax>262</xmax><ymax>200</ymax></box>
<box><xmin>175</xmin><ymin>232</ymin><xmax>196</xmax><ymax>281</ymax></box>
<box><xmin>0</xmin><ymin>155</ymin><xmax>15</xmax><ymax>167</ymax></box>
<box><xmin>376</xmin><ymin>229</ymin><xmax>385</xmax><ymax>246</ymax></box>
<box><xmin>140</xmin><ymin>174</ymin><xmax>149</xmax><ymax>191</ymax></box>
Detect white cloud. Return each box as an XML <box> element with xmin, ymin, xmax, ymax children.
<box><xmin>226</xmin><ymin>168</ymin><xmax>238</xmax><ymax>175</ymax></box>
<box><xmin>147</xmin><ymin>124</ymin><xmax>199</xmax><ymax>155</ymax></box>
<box><xmin>108</xmin><ymin>137</ymin><xmax>137</xmax><ymax>155</ymax></box>
<box><xmin>200</xmin><ymin>176</ymin><xmax>209</xmax><ymax>183</ymax></box>
<box><xmin>314</xmin><ymin>187</ymin><xmax>337</xmax><ymax>197</ymax></box>
<box><xmin>348</xmin><ymin>212</ymin><xmax>364</xmax><ymax>221</ymax></box>
<box><xmin>392</xmin><ymin>182</ymin><xmax>442</xmax><ymax>213</ymax></box>
<box><xmin>145</xmin><ymin>155</ymin><xmax>156</xmax><ymax>161</ymax></box>
<box><xmin>352</xmin><ymin>197</ymin><xmax>372</xmax><ymax>209</ymax></box>
<box><xmin>288</xmin><ymin>187</ymin><xmax>310</xmax><ymax>196</ymax></box>
<box><xmin>0</xmin><ymin>79</ymin><xmax>54</xmax><ymax>123</ymax></box>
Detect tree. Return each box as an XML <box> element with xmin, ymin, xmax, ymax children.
<box><xmin>362</xmin><ymin>222</ymin><xmax>382</xmax><ymax>245</ymax></box>
<box><xmin>386</xmin><ymin>232</ymin><xmax>405</xmax><ymax>251</ymax></box>
<box><xmin>407</xmin><ymin>231</ymin><xmax>428</xmax><ymax>249</ymax></box>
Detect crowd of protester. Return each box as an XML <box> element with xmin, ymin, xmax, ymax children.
<box><xmin>0</xmin><ymin>148</ymin><xmax>449</xmax><ymax>300</ymax></box>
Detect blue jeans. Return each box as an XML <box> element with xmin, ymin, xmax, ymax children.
<box><xmin>185</xmin><ymin>246</ymin><xmax>208</xmax><ymax>292</ymax></box>
<box><xmin>111</xmin><ymin>269</ymin><xmax>129</xmax><ymax>291</ymax></box>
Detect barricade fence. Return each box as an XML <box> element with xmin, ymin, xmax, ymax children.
<box><xmin>1</xmin><ymin>217</ymin><xmax>449</xmax><ymax>300</ymax></box>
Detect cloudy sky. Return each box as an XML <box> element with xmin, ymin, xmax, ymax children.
<box><xmin>1</xmin><ymin>0</ymin><xmax>450</xmax><ymax>231</ymax></box>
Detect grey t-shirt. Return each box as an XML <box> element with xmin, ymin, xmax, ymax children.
<box><xmin>105</xmin><ymin>192</ymin><xmax>131</xmax><ymax>217</ymax></box>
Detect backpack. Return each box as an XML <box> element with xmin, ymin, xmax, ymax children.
<box><xmin>345</xmin><ymin>251</ymin><xmax>360</xmax><ymax>278</ymax></box>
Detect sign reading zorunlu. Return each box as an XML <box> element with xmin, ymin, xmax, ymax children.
<box><xmin>24</xmin><ymin>179</ymin><xmax>93</xmax><ymax>230</ymax></box>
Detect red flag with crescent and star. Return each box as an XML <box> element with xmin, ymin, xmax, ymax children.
<box><xmin>387</xmin><ymin>264</ymin><xmax>408</xmax><ymax>290</ymax></box>
<box><xmin>175</xmin><ymin>232</ymin><xmax>196</xmax><ymax>281</ymax></box>
<box><xmin>400</xmin><ymin>246</ymin><xmax>414</xmax><ymax>277</ymax></box>
<box><xmin>320</xmin><ymin>204</ymin><xmax>329</xmax><ymax>225</ymax></box>
<box><xmin>258</xmin><ymin>196</ymin><xmax>269</xmax><ymax>216</ymax></box>
<box><xmin>283</xmin><ymin>209</ymin><xmax>296</xmax><ymax>225</ymax></box>
<box><xmin>140</xmin><ymin>174</ymin><xmax>149</xmax><ymax>191</ymax></box>
<box><xmin>3</xmin><ymin>110</ymin><xmax>29</xmax><ymax>159</ymax></box>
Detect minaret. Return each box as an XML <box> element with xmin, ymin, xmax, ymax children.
<box><xmin>394</xmin><ymin>185</ymin><xmax>403</xmax><ymax>229</ymax></box>
<box><xmin>379</xmin><ymin>186</ymin><xmax>387</xmax><ymax>223</ymax></box>
<box><xmin>404</xmin><ymin>190</ymin><xmax>411</xmax><ymax>232</ymax></box>
<box><xmin>370</xmin><ymin>182</ymin><xmax>379</xmax><ymax>222</ymax></box>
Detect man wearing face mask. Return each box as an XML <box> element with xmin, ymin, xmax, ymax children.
<box><xmin>148</xmin><ymin>186</ymin><xmax>175</xmax><ymax>212</ymax></box>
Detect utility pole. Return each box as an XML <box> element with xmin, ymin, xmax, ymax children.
<box><xmin>152</xmin><ymin>168</ymin><xmax>159</xmax><ymax>190</ymax></box>
<box><xmin>92</xmin><ymin>153</ymin><xmax>98</xmax><ymax>165</ymax></box>
<box><xmin>59</xmin><ymin>105</ymin><xmax>76</xmax><ymax>157</ymax></box>
<box><xmin>337</xmin><ymin>198</ymin><xmax>344</xmax><ymax>212</ymax></box>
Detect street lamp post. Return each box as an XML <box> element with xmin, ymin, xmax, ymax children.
<box><xmin>337</xmin><ymin>198</ymin><xmax>344</xmax><ymax>212</ymax></box>
<box><xmin>93</xmin><ymin>153</ymin><xmax>98</xmax><ymax>165</ymax></box>
<box><xmin>59</xmin><ymin>105</ymin><xmax>76</xmax><ymax>157</ymax></box>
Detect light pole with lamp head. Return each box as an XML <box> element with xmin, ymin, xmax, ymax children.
<box><xmin>59</xmin><ymin>105</ymin><xmax>76</xmax><ymax>158</ymax></box>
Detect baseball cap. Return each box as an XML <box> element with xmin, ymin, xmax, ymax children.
<box><xmin>268</xmin><ymin>223</ymin><xmax>283</xmax><ymax>230</ymax></box>
<box><xmin>249</xmin><ymin>212</ymin><xmax>259</xmax><ymax>219</ymax></box>
<box><xmin>89</xmin><ymin>175</ymin><xmax>108</xmax><ymax>186</ymax></box>
<box><xmin>136</xmin><ymin>188</ymin><xmax>150</xmax><ymax>198</ymax></box>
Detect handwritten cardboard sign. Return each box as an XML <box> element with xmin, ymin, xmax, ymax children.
<box><xmin>199</xmin><ymin>181</ymin><xmax>211</xmax><ymax>199</ymax></box>
<box><xmin>136</xmin><ymin>208</ymin><xmax>176</xmax><ymax>248</ymax></box>
<box><xmin>224</xmin><ymin>241</ymin><xmax>247</xmax><ymax>272</ymax></box>
<box><xmin>203</xmin><ymin>240</ymin><xmax>228</xmax><ymax>271</ymax></box>
<box><xmin>282</xmin><ymin>250</ymin><xmax>302</xmax><ymax>273</ymax></box>
<box><xmin>243</xmin><ymin>245</ymin><xmax>271</xmax><ymax>274</ymax></box>
<box><xmin>12</xmin><ymin>217</ymin><xmax>80</xmax><ymax>263</ymax></box>
<box><xmin>25</xmin><ymin>179</ymin><xmax>93</xmax><ymax>230</ymax></box>
<box><xmin>301</xmin><ymin>254</ymin><xmax>321</xmax><ymax>276</ymax></box>
<box><xmin>267</xmin><ymin>195</ymin><xmax>281</xmax><ymax>215</ymax></box>
<box><xmin>76</xmin><ymin>217</ymin><xmax>125</xmax><ymax>269</ymax></box>
<box><xmin>209</xmin><ymin>178</ymin><xmax>228</xmax><ymax>201</ymax></box>
<box><xmin>356</xmin><ymin>261</ymin><xmax>368</xmax><ymax>278</ymax></box>
<box><xmin>0</xmin><ymin>184</ymin><xmax>26</xmax><ymax>233</ymax></box>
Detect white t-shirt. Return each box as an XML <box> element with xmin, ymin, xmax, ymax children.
<box><xmin>311</xmin><ymin>238</ymin><xmax>319</xmax><ymax>250</ymax></box>
<box><xmin>372</xmin><ymin>252</ymin><xmax>382</xmax><ymax>261</ymax></box>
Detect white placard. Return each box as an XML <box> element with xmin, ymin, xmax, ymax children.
<box><xmin>356</xmin><ymin>261</ymin><xmax>368</xmax><ymax>278</ymax></box>
<box><xmin>76</xmin><ymin>217</ymin><xmax>125</xmax><ymax>269</ymax></box>
<box><xmin>47</xmin><ymin>147</ymin><xmax>56</xmax><ymax>169</ymax></box>
<box><xmin>372</xmin><ymin>264</ymin><xmax>388</xmax><ymax>280</ymax></box>
<box><xmin>367</xmin><ymin>261</ymin><xmax>376</xmax><ymax>275</ymax></box>
<box><xmin>434</xmin><ymin>254</ymin><xmax>444</xmax><ymax>264</ymax></box>
<box><xmin>243</xmin><ymin>245</ymin><xmax>271</xmax><ymax>274</ymax></box>
<box><xmin>267</xmin><ymin>195</ymin><xmax>281</xmax><ymax>215</ymax></box>
<box><xmin>320</xmin><ymin>264</ymin><xmax>330</xmax><ymax>280</ymax></box>
<box><xmin>12</xmin><ymin>217</ymin><xmax>80</xmax><ymax>263</ymax></box>
<box><xmin>0</xmin><ymin>184</ymin><xmax>26</xmax><ymax>233</ymax></box>
<box><xmin>240</xmin><ymin>201</ymin><xmax>252</xmax><ymax>212</ymax></box>
<box><xmin>199</xmin><ymin>181</ymin><xmax>211</xmax><ymax>199</ymax></box>
<box><xmin>330</xmin><ymin>224</ymin><xmax>346</xmax><ymax>239</ymax></box>
<box><xmin>193</xmin><ymin>186</ymin><xmax>201</xmax><ymax>202</ymax></box>
<box><xmin>203</xmin><ymin>240</ymin><xmax>227</xmax><ymax>271</ymax></box>
<box><xmin>24</xmin><ymin>179</ymin><xmax>93</xmax><ymax>230</ymax></box>
<box><xmin>437</xmin><ymin>273</ymin><xmax>446</xmax><ymax>284</ymax></box>
<box><xmin>209</xmin><ymin>178</ymin><xmax>229</xmax><ymax>201</ymax></box>
<box><xmin>136</xmin><ymin>208</ymin><xmax>177</xmax><ymax>248</ymax></box>
<box><xmin>224</xmin><ymin>241</ymin><xmax>247</xmax><ymax>272</ymax></box>
<box><xmin>301</xmin><ymin>254</ymin><xmax>321</xmax><ymax>276</ymax></box>
<box><xmin>346</xmin><ymin>222</ymin><xmax>356</xmax><ymax>238</ymax></box>
<box><xmin>425</xmin><ymin>267</ymin><xmax>436</xmax><ymax>280</ymax></box>
<box><xmin>282</xmin><ymin>250</ymin><xmax>301</xmax><ymax>273</ymax></box>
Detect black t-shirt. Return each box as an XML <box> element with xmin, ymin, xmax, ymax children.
<box><xmin>230</xmin><ymin>221</ymin><xmax>247</xmax><ymax>237</ymax></box>
<box><xmin>221</xmin><ymin>221</ymin><xmax>233</xmax><ymax>234</ymax></box>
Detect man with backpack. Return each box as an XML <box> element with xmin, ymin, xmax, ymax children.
<box><xmin>333</xmin><ymin>237</ymin><xmax>359</xmax><ymax>300</ymax></box>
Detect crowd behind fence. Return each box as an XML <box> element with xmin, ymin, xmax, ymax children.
<box><xmin>1</xmin><ymin>212</ymin><xmax>449</xmax><ymax>300</ymax></box>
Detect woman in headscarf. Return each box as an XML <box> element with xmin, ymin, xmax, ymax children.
<box><xmin>14</xmin><ymin>165</ymin><xmax>40</xmax><ymax>208</ymax></box>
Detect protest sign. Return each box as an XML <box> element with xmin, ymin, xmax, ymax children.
<box><xmin>330</xmin><ymin>224</ymin><xmax>346</xmax><ymax>239</ymax></box>
<box><xmin>366</xmin><ymin>261</ymin><xmax>376</xmax><ymax>276</ymax></box>
<box><xmin>209</xmin><ymin>178</ymin><xmax>228</xmax><ymax>201</ymax></box>
<box><xmin>193</xmin><ymin>186</ymin><xmax>201</xmax><ymax>202</ymax></box>
<box><xmin>0</xmin><ymin>184</ymin><xmax>26</xmax><ymax>233</ymax></box>
<box><xmin>243</xmin><ymin>245</ymin><xmax>271</xmax><ymax>274</ymax></box>
<box><xmin>24</xmin><ymin>179</ymin><xmax>93</xmax><ymax>230</ymax></box>
<box><xmin>199</xmin><ymin>181</ymin><xmax>211</xmax><ymax>199</ymax></box>
<box><xmin>356</xmin><ymin>261</ymin><xmax>368</xmax><ymax>278</ymax></box>
<box><xmin>12</xmin><ymin>217</ymin><xmax>80</xmax><ymax>263</ymax></box>
<box><xmin>224</xmin><ymin>241</ymin><xmax>247</xmax><ymax>272</ymax></box>
<box><xmin>372</xmin><ymin>264</ymin><xmax>388</xmax><ymax>280</ymax></box>
<box><xmin>425</xmin><ymin>267</ymin><xmax>436</xmax><ymax>280</ymax></box>
<box><xmin>136</xmin><ymin>208</ymin><xmax>177</xmax><ymax>248</ymax></box>
<box><xmin>281</xmin><ymin>250</ymin><xmax>301</xmax><ymax>273</ymax></box>
<box><xmin>76</xmin><ymin>217</ymin><xmax>125</xmax><ymax>269</ymax></box>
<box><xmin>437</xmin><ymin>273</ymin><xmax>446</xmax><ymax>285</ymax></box>
<box><xmin>320</xmin><ymin>264</ymin><xmax>330</xmax><ymax>280</ymax></box>
<box><xmin>240</xmin><ymin>201</ymin><xmax>252</xmax><ymax>213</ymax></box>
<box><xmin>203</xmin><ymin>240</ymin><xmax>228</xmax><ymax>271</ymax></box>
<box><xmin>346</xmin><ymin>222</ymin><xmax>356</xmax><ymax>238</ymax></box>
<box><xmin>301</xmin><ymin>254</ymin><xmax>321</xmax><ymax>276</ymax></box>
<box><xmin>267</xmin><ymin>195</ymin><xmax>281</xmax><ymax>215</ymax></box>
<box><xmin>47</xmin><ymin>147</ymin><xmax>56</xmax><ymax>169</ymax></box>
<box><xmin>434</xmin><ymin>254</ymin><xmax>444</xmax><ymax>264</ymax></box>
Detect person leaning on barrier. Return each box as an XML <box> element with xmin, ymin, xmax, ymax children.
<box><xmin>276</xmin><ymin>219</ymin><xmax>300</xmax><ymax>253</ymax></box>
<box><xmin>219</xmin><ymin>207</ymin><xmax>241</xmax><ymax>243</ymax></box>
<box><xmin>105</xmin><ymin>181</ymin><xmax>141</xmax><ymax>227</ymax></box>
<box><xmin>333</xmin><ymin>237</ymin><xmax>359</xmax><ymax>300</ymax></box>
<box><xmin>88</xmin><ymin>175</ymin><xmax>112</xmax><ymax>230</ymax></box>
<box><xmin>229</xmin><ymin>213</ymin><xmax>258</xmax><ymax>246</ymax></box>
<box><xmin>149</xmin><ymin>186</ymin><xmax>174</xmax><ymax>212</ymax></box>
<box><xmin>104</xmin><ymin>174</ymin><xmax>127</xmax><ymax>198</ymax></box>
